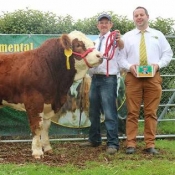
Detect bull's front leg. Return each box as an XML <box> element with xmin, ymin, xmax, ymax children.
<box><xmin>41</xmin><ymin>109</ymin><xmax>55</xmax><ymax>153</ymax></box>
<box><xmin>41</xmin><ymin>118</ymin><xmax>52</xmax><ymax>153</ymax></box>
<box><xmin>28</xmin><ymin>113</ymin><xmax>44</xmax><ymax>159</ymax></box>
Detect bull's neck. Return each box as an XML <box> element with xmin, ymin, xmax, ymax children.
<box><xmin>74</xmin><ymin>60</ymin><xmax>88</xmax><ymax>81</ymax></box>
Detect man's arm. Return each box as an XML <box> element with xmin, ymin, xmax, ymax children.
<box><xmin>115</xmin><ymin>30</ymin><xmax>124</xmax><ymax>49</ymax></box>
<box><xmin>117</xmin><ymin>39</ymin><xmax>124</xmax><ymax>49</ymax></box>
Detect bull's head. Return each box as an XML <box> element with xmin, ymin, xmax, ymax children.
<box><xmin>61</xmin><ymin>31</ymin><xmax>103</xmax><ymax>81</ymax></box>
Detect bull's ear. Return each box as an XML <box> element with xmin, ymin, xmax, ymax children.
<box><xmin>60</xmin><ymin>34</ymin><xmax>72</xmax><ymax>50</ymax></box>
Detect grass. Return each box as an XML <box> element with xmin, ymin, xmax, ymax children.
<box><xmin>0</xmin><ymin>139</ymin><xmax>175</xmax><ymax>175</ymax></box>
<box><xmin>138</xmin><ymin>120</ymin><xmax>175</xmax><ymax>135</ymax></box>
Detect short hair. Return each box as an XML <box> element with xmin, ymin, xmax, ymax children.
<box><xmin>134</xmin><ymin>6</ymin><xmax>149</xmax><ymax>16</ymax></box>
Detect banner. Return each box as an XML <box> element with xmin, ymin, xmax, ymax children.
<box><xmin>0</xmin><ymin>34</ymin><xmax>126</xmax><ymax>137</ymax></box>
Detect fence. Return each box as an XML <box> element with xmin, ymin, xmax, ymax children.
<box><xmin>0</xmin><ymin>34</ymin><xmax>174</xmax><ymax>142</ymax></box>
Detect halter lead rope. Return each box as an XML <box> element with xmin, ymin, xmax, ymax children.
<box><xmin>103</xmin><ymin>30</ymin><xmax>119</xmax><ymax>76</ymax></box>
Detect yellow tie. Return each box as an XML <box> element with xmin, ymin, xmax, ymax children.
<box><xmin>139</xmin><ymin>31</ymin><xmax>148</xmax><ymax>65</ymax></box>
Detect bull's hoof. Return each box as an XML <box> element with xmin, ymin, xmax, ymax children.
<box><xmin>32</xmin><ymin>154</ymin><xmax>44</xmax><ymax>159</ymax></box>
<box><xmin>44</xmin><ymin>149</ymin><xmax>53</xmax><ymax>155</ymax></box>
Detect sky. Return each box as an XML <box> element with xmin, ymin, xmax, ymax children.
<box><xmin>0</xmin><ymin>0</ymin><xmax>175</xmax><ymax>21</ymax></box>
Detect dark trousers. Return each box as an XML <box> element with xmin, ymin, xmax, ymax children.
<box><xmin>88</xmin><ymin>75</ymin><xmax>119</xmax><ymax>149</ymax></box>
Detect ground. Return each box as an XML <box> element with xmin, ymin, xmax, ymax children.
<box><xmin>0</xmin><ymin>140</ymin><xmax>168</xmax><ymax>168</ymax></box>
<box><xmin>0</xmin><ymin>141</ymin><xmax>112</xmax><ymax>167</ymax></box>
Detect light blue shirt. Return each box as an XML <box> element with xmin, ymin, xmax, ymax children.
<box><xmin>118</xmin><ymin>27</ymin><xmax>173</xmax><ymax>71</ymax></box>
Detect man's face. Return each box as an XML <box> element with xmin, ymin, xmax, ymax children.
<box><xmin>97</xmin><ymin>18</ymin><xmax>113</xmax><ymax>35</ymax></box>
<box><xmin>133</xmin><ymin>8</ymin><xmax>149</xmax><ymax>29</ymax></box>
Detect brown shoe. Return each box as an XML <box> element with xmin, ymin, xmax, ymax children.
<box><xmin>106</xmin><ymin>147</ymin><xmax>118</xmax><ymax>155</ymax></box>
<box><xmin>79</xmin><ymin>141</ymin><xmax>101</xmax><ymax>147</ymax></box>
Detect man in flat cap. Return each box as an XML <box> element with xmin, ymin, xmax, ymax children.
<box><xmin>80</xmin><ymin>13</ymin><xmax>124</xmax><ymax>155</ymax></box>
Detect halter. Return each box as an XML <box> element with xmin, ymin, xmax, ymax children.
<box><xmin>72</xmin><ymin>48</ymin><xmax>95</xmax><ymax>68</ymax></box>
<box><xmin>64</xmin><ymin>47</ymin><xmax>95</xmax><ymax>69</ymax></box>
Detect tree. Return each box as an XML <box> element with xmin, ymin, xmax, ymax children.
<box><xmin>0</xmin><ymin>8</ymin><xmax>74</xmax><ymax>34</ymax></box>
<box><xmin>0</xmin><ymin>9</ymin><xmax>174</xmax><ymax>61</ymax></box>
<box><xmin>0</xmin><ymin>9</ymin><xmax>174</xmax><ymax>36</ymax></box>
<box><xmin>73</xmin><ymin>11</ymin><xmax>135</xmax><ymax>35</ymax></box>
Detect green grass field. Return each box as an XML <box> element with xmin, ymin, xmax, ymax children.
<box><xmin>0</xmin><ymin>139</ymin><xmax>175</xmax><ymax>175</ymax></box>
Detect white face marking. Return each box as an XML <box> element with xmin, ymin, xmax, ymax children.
<box><xmin>68</xmin><ymin>30</ymin><xmax>95</xmax><ymax>49</ymax></box>
<box><xmin>68</xmin><ymin>31</ymin><xmax>102</xmax><ymax>81</ymax></box>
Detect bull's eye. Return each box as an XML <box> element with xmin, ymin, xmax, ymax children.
<box><xmin>77</xmin><ymin>43</ymin><xmax>81</xmax><ymax>47</ymax></box>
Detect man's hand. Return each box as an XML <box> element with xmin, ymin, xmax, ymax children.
<box><xmin>130</xmin><ymin>64</ymin><xmax>138</xmax><ymax>77</ymax></box>
<box><xmin>115</xmin><ymin>30</ymin><xmax>124</xmax><ymax>49</ymax></box>
<box><xmin>152</xmin><ymin>64</ymin><xmax>159</xmax><ymax>76</ymax></box>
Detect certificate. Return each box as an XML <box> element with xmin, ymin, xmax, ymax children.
<box><xmin>136</xmin><ymin>65</ymin><xmax>154</xmax><ymax>77</ymax></box>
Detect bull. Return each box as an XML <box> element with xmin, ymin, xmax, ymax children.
<box><xmin>0</xmin><ymin>31</ymin><xmax>103</xmax><ymax>159</ymax></box>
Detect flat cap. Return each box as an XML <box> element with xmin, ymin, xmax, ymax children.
<box><xmin>98</xmin><ymin>13</ymin><xmax>111</xmax><ymax>21</ymax></box>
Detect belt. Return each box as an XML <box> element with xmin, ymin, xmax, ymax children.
<box><xmin>93</xmin><ymin>74</ymin><xmax>116</xmax><ymax>77</ymax></box>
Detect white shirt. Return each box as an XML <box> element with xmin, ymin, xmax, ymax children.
<box><xmin>118</xmin><ymin>27</ymin><xmax>173</xmax><ymax>71</ymax></box>
<box><xmin>88</xmin><ymin>31</ymin><xmax>120</xmax><ymax>76</ymax></box>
